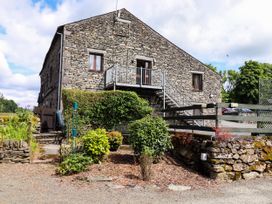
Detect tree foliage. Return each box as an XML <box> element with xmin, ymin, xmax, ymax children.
<box><xmin>208</xmin><ymin>61</ymin><xmax>272</xmax><ymax>104</ymax></box>
<box><xmin>232</xmin><ymin>61</ymin><xmax>272</xmax><ymax>104</ymax></box>
<box><xmin>206</xmin><ymin>64</ymin><xmax>217</xmax><ymax>73</ymax></box>
<box><xmin>0</xmin><ymin>93</ymin><xmax>18</xmax><ymax>113</ymax></box>
<box><xmin>219</xmin><ymin>69</ymin><xmax>240</xmax><ymax>103</ymax></box>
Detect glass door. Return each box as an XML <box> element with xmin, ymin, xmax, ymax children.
<box><xmin>136</xmin><ymin>59</ymin><xmax>152</xmax><ymax>85</ymax></box>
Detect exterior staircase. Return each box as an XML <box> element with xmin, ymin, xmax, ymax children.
<box><xmin>155</xmin><ymin>90</ymin><xmax>201</xmax><ymax>127</ymax></box>
<box><xmin>155</xmin><ymin>90</ymin><xmax>179</xmax><ymax>109</ymax></box>
<box><xmin>33</xmin><ymin>131</ymin><xmax>64</xmax><ymax>144</ymax></box>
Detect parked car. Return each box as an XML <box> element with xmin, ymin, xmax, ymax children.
<box><xmin>222</xmin><ymin>108</ymin><xmax>253</xmax><ymax>115</ymax></box>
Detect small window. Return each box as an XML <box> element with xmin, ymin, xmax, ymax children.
<box><xmin>89</xmin><ymin>53</ymin><xmax>103</xmax><ymax>72</ymax></box>
<box><xmin>192</xmin><ymin>73</ymin><xmax>203</xmax><ymax>91</ymax></box>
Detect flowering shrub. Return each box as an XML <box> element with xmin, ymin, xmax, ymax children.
<box><xmin>214</xmin><ymin>128</ymin><xmax>233</xmax><ymax>141</ymax></box>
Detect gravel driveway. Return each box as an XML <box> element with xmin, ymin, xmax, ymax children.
<box><xmin>0</xmin><ymin>163</ymin><xmax>271</xmax><ymax>204</ymax></box>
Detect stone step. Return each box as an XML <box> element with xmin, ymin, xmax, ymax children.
<box><xmin>33</xmin><ymin>132</ymin><xmax>63</xmax><ymax>139</ymax></box>
<box><xmin>119</xmin><ymin>145</ymin><xmax>132</xmax><ymax>150</ymax></box>
<box><xmin>33</xmin><ymin>135</ymin><xmax>59</xmax><ymax>141</ymax></box>
<box><xmin>33</xmin><ymin>132</ymin><xmax>63</xmax><ymax>144</ymax></box>
<box><xmin>35</xmin><ymin>138</ymin><xmax>60</xmax><ymax>144</ymax></box>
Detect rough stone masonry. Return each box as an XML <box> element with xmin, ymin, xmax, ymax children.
<box><xmin>172</xmin><ymin>133</ymin><xmax>272</xmax><ymax>181</ymax></box>
<box><xmin>0</xmin><ymin>140</ymin><xmax>30</xmax><ymax>163</ymax></box>
<box><xmin>38</xmin><ymin>8</ymin><xmax>221</xmax><ymax>130</ymax></box>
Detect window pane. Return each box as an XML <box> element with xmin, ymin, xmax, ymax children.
<box><xmin>96</xmin><ymin>55</ymin><xmax>101</xmax><ymax>71</ymax></box>
<box><xmin>89</xmin><ymin>54</ymin><xmax>94</xmax><ymax>70</ymax></box>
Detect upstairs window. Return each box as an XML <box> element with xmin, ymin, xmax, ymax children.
<box><xmin>192</xmin><ymin>73</ymin><xmax>203</xmax><ymax>91</ymax></box>
<box><xmin>89</xmin><ymin>53</ymin><xmax>103</xmax><ymax>72</ymax></box>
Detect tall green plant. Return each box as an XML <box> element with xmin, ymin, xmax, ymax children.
<box><xmin>0</xmin><ymin>119</ymin><xmax>28</xmax><ymax>141</ymax></box>
<box><xmin>0</xmin><ymin>109</ymin><xmax>37</xmax><ymax>142</ymax></box>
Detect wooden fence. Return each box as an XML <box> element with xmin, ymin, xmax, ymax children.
<box><xmin>162</xmin><ymin>102</ymin><xmax>272</xmax><ymax>134</ymax></box>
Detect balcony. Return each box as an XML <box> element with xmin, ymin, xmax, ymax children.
<box><xmin>105</xmin><ymin>66</ymin><xmax>164</xmax><ymax>90</ymax></box>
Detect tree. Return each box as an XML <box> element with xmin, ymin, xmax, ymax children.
<box><xmin>232</xmin><ymin>61</ymin><xmax>272</xmax><ymax>104</ymax></box>
<box><xmin>219</xmin><ymin>69</ymin><xmax>240</xmax><ymax>103</ymax></box>
<box><xmin>206</xmin><ymin>64</ymin><xmax>237</xmax><ymax>102</ymax></box>
<box><xmin>0</xmin><ymin>93</ymin><xmax>18</xmax><ymax>113</ymax></box>
<box><xmin>206</xmin><ymin>61</ymin><xmax>272</xmax><ymax>104</ymax></box>
<box><xmin>206</xmin><ymin>64</ymin><xmax>217</xmax><ymax>73</ymax></box>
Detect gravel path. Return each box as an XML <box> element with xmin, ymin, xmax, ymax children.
<box><xmin>0</xmin><ymin>163</ymin><xmax>271</xmax><ymax>204</ymax></box>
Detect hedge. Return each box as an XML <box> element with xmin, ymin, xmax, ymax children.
<box><xmin>62</xmin><ymin>89</ymin><xmax>152</xmax><ymax>132</ymax></box>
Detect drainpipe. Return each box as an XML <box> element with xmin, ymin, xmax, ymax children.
<box><xmin>163</xmin><ymin>70</ymin><xmax>166</xmax><ymax>117</ymax></box>
<box><xmin>56</xmin><ymin>31</ymin><xmax>63</xmax><ymax>112</ymax></box>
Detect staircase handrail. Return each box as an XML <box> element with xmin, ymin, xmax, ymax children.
<box><xmin>164</xmin><ymin>83</ymin><xmax>202</xmax><ymax>127</ymax></box>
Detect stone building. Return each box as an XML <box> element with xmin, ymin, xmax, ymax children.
<box><xmin>37</xmin><ymin>8</ymin><xmax>221</xmax><ymax>131</ymax></box>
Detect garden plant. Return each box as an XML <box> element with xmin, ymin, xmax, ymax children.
<box><xmin>128</xmin><ymin>115</ymin><xmax>172</xmax><ymax>161</ymax></box>
<box><xmin>107</xmin><ymin>131</ymin><xmax>123</xmax><ymax>151</ymax></box>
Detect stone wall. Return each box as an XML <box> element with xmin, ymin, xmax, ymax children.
<box><xmin>38</xmin><ymin>33</ymin><xmax>61</xmax><ymax>130</ymax></box>
<box><xmin>61</xmin><ymin>8</ymin><xmax>221</xmax><ymax>104</ymax></box>
<box><xmin>0</xmin><ymin>140</ymin><xmax>30</xmax><ymax>163</ymax></box>
<box><xmin>172</xmin><ymin>132</ymin><xmax>272</xmax><ymax>181</ymax></box>
<box><xmin>39</xmin><ymin>8</ymin><xmax>222</xmax><ymax>130</ymax></box>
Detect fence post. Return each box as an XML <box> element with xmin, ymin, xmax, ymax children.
<box><xmin>215</xmin><ymin>104</ymin><xmax>219</xmax><ymax>138</ymax></box>
<box><xmin>216</xmin><ymin>105</ymin><xmax>219</xmax><ymax>128</ymax></box>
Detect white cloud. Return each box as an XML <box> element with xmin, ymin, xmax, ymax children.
<box><xmin>0</xmin><ymin>0</ymin><xmax>272</xmax><ymax>107</ymax></box>
<box><xmin>0</xmin><ymin>51</ymin><xmax>39</xmax><ymax>107</ymax></box>
<box><xmin>0</xmin><ymin>88</ymin><xmax>38</xmax><ymax>108</ymax></box>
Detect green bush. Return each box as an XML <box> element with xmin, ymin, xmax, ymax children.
<box><xmin>128</xmin><ymin>115</ymin><xmax>172</xmax><ymax>160</ymax></box>
<box><xmin>82</xmin><ymin>128</ymin><xmax>110</xmax><ymax>162</ymax></box>
<box><xmin>62</xmin><ymin>89</ymin><xmax>152</xmax><ymax>132</ymax></box>
<box><xmin>107</xmin><ymin>131</ymin><xmax>123</xmax><ymax>151</ymax></box>
<box><xmin>56</xmin><ymin>153</ymin><xmax>92</xmax><ymax>176</ymax></box>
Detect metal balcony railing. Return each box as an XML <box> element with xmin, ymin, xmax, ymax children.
<box><xmin>105</xmin><ymin>66</ymin><xmax>164</xmax><ymax>89</ymax></box>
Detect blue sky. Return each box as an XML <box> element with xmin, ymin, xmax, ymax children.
<box><xmin>32</xmin><ymin>0</ymin><xmax>60</xmax><ymax>10</ymax></box>
<box><xmin>0</xmin><ymin>0</ymin><xmax>272</xmax><ymax>107</ymax></box>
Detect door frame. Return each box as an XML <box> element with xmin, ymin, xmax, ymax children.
<box><xmin>136</xmin><ymin>58</ymin><xmax>152</xmax><ymax>85</ymax></box>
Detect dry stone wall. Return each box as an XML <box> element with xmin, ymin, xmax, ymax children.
<box><xmin>0</xmin><ymin>140</ymin><xmax>30</xmax><ymax>163</ymax></box>
<box><xmin>172</xmin><ymin>132</ymin><xmax>272</xmax><ymax>181</ymax></box>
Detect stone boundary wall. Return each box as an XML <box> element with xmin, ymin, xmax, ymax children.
<box><xmin>172</xmin><ymin>132</ymin><xmax>272</xmax><ymax>181</ymax></box>
<box><xmin>0</xmin><ymin>140</ymin><xmax>30</xmax><ymax>163</ymax></box>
